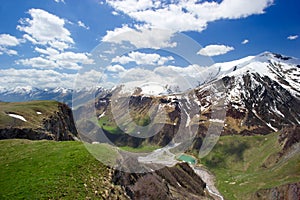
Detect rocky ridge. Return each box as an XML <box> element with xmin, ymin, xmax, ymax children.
<box><xmin>0</xmin><ymin>101</ymin><xmax>77</xmax><ymax>141</ymax></box>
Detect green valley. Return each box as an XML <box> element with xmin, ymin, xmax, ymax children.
<box><xmin>198</xmin><ymin>132</ymin><xmax>300</xmax><ymax>200</ymax></box>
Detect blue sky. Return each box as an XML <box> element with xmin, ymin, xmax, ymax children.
<box><xmin>0</xmin><ymin>0</ymin><xmax>299</xmax><ymax>89</ymax></box>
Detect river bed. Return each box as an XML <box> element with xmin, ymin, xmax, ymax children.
<box><xmin>192</xmin><ymin>165</ymin><xmax>224</xmax><ymax>200</ymax></box>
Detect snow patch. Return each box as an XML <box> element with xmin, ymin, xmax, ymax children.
<box><xmin>8</xmin><ymin>113</ymin><xmax>27</xmax><ymax>122</ymax></box>
<box><xmin>209</xmin><ymin>119</ymin><xmax>224</xmax><ymax>123</ymax></box>
<box><xmin>266</xmin><ymin>123</ymin><xmax>278</xmax><ymax>132</ymax></box>
<box><xmin>98</xmin><ymin>111</ymin><xmax>106</xmax><ymax>119</ymax></box>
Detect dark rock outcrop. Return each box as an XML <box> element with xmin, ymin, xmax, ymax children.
<box><xmin>112</xmin><ymin>162</ymin><xmax>211</xmax><ymax>200</ymax></box>
<box><xmin>41</xmin><ymin>103</ymin><xmax>78</xmax><ymax>141</ymax></box>
<box><xmin>278</xmin><ymin>125</ymin><xmax>300</xmax><ymax>152</ymax></box>
<box><xmin>253</xmin><ymin>182</ymin><xmax>300</xmax><ymax>200</ymax></box>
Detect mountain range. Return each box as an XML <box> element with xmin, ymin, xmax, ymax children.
<box><xmin>2</xmin><ymin>51</ymin><xmax>300</xmax><ymax>143</ymax></box>
<box><xmin>70</xmin><ymin>52</ymin><xmax>300</xmax><ymax>145</ymax></box>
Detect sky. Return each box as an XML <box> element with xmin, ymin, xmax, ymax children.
<box><xmin>0</xmin><ymin>0</ymin><xmax>299</xmax><ymax>90</ymax></box>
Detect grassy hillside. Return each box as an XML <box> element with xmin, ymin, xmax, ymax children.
<box><xmin>198</xmin><ymin>132</ymin><xmax>300</xmax><ymax>200</ymax></box>
<box><xmin>0</xmin><ymin>139</ymin><xmax>125</xmax><ymax>200</ymax></box>
<box><xmin>0</xmin><ymin>101</ymin><xmax>61</xmax><ymax>129</ymax></box>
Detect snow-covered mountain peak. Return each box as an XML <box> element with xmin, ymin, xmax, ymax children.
<box><xmin>10</xmin><ymin>86</ymin><xmax>36</xmax><ymax>94</ymax></box>
<box><xmin>258</xmin><ymin>51</ymin><xmax>297</xmax><ymax>62</ymax></box>
<box><xmin>53</xmin><ymin>87</ymin><xmax>70</xmax><ymax>94</ymax></box>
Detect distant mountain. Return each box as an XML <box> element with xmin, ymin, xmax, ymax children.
<box><xmin>0</xmin><ymin>86</ymin><xmax>73</xmax><ymax>106</ymax></box>
<box><xmin>0</xmin><ymin>86</ymin><xmax>109</xmax><ymax>107</ymax></box>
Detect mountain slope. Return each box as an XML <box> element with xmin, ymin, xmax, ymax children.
<box><xmin>199</xmin><ymin>130</ymin><xmax>300</xmax><ymax>200</ymax></box>
<box><xmin>219</xmin><ymin>52</ymin><xmax>300</xmax><ymax>135</ymax></box>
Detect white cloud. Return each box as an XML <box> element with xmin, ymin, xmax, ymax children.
<box><xmin>112</xmin><ymin>51</ymin><xmax>173</xmax><ymax>65</ymax></box>
<box><xmin>104</xmin><ymin>0</ymin><xmax>273</xmax><ymax>48</ymax></box>
<box><xmin>14</xmin><ymin>9</ymin><xmax>94</xmax><ymax>70</ymax></box>
<box><xmin>197</xmin><ymin>44</ymin><xmax>234</xmax><ymax>56</ymax></box>
<box><xmin>106</xmin><ymin>0</ymin><xmax>274</xmax><ymax>33</ymax></box>
<box><xmin>287</xmin><ymin>35</ymin><xmax>298</xmax><ymax>40</ymax></box>
<box><xmin>0</xmin><ymin>47</ymin><xmax>18</xmax><ymax>56</ymax></box>
<box><xmin>0</xmin><ymin>34</ymin><xmax>22</xmax><ymax>56</ymax></box>
<box><xmin>153</xmin><ymin>64</ymin><xmax>209</xmax><ymax>88</ymax></box>
<box><xmin>17</xmin><ymin>8</ymin><xmax>74</xmax><ymax>51</ymax></box>
<box><xmin>106</xmin><ymin>0</ymin><xmax>155</xmax><ymax>13</ymax></box>
<box><xmin>17</xmin><ymin>51</ymin><xmax>94</xmax><ymax>70</ymax></box>
<box><xmin>0</xmin><ymin>34</ymin><xmax>21</xmax><ymax>46</ymax></box>
<box><xmin>154</xmin><ymin>64</ymin><xmax>203</xmax><ymax>77</ymax></box>
<box><xmin>102</xmin><ymin>24</ymin><xmax>176</xmax><ymax>49</ymax></box>
<box><xmin>35</xmin><ymin>47</ymin><xmax>59</xmax><ymax>56</ymax></box>
<box><xmin>51</xmin><ymin>51</ymin><xmax>94</xmax><ymax>70</ymax></box>
<box><xmin>116</xmin><ymin>65</ymin><xmax>203</xmax><ymax>92</ymax></box>
<box><xmin>0</xmin><ymin>68</ymin><xmax>103</xmax><ymax>89</ymax></box>
<box><xmin>77</xmin><ymin>20</ymin><xmax>90</xmax><ymax>30</ymax></box>
<box><xmin>242</xmin><ymin>39</ymin><xmax>249</xmax><ymax>44</ymax></box>
<box><xmin>111</xmin><ymin>11</ymin><xmax>119</xmax><ymax>16</ymax></box>
<box><xmin>119</xmin><ymin>68</ymin><xmax>163</xmax><ymax>83</ymax></box>
<box><xmin>107</xmin><ymin>64</ymin><xmax>126</xmax><ymax>72</ymax></box>
<box><xmin>16</xmin><ymin>57</ymin><xmax>58</xmax><ymax>69</ymax></box>
<box><xmin>54</xmin><ymin>0</ymin><xmax>65</xmax><ymax>3</ymax></box>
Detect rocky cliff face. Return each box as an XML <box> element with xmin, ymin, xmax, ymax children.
<box><xmin>42</xmin><ymin>103</ymin><xmax>78</xmax><ymax>141</ymax></box>
<box><xmin>253</xmin><ymin>182</ymin><xmax>300</xmax><ymax>200</ymax></box>
<box><xmin>112</xmin><ymin>162</ymin><xmax>212</xmax><ymax>200</ymax></box>
<box><xmin>0</xmin><ymin>101</ymin><xmax>77</xmax><ymax>141</ymax></box>
<box><xmin>278</xmin><ymin>125</ymin><xmax>300</xmax><ymax>152</ymax></box>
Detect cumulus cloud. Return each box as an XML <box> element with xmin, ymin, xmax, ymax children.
<box><xmin>17</xmin><ymin>51</ymin><xmax>94</xmax><ymax>70</ymax></box>
<box><xmin>242</xmin><ymin>39</ymin><xmax>249</xmax><ymax>44</ymax></box>
<box><xmin>197</xmin><ymin>44</ymin><xmax>234</xmax><ymax>56</ymax></box>
<box><xmin>17</xmin><ymin>8</ymin><xmax>74</xmax><ymax>50</ymax></box>
<box><xmin>0</xmin><ymin>34</ymin><xmax>21</xmax><ymax>46</ymax></box>
<box><xmin>107</xmin><ymin>64</ymin><xmax>126</xmax><ymax>73</ymax></box>
<box><xmin>102</xmin><ymin>24</ymin><xmax>176</xmax><ymax>48</ymax></box>
<box><xmin>107</xmin><ymin>0</ymin><xmax>274</xmax><ymax>29</ymax></box>
<box><xmin>104</xmin><ymin>0</ymin><xmax>274</xmax><ymax>47</ymax></box>
<box><xmin>17</xmin><ymin>57</ymin><xmax>58</xmax><ymax>69</ymax></box>
<box><xmin>13</xmin><ymin>9</ymin><xmax>94</xmax><ymax>70</ymax></box>
<box><xmin>112</xmin><ymin>51</ymin><xmax>174</xmax><ymax>65</ymax></box>
<box><xmin>0</xmin><ymin>34</ymin><xmax>22</xmax><ymax>56</ymax></box>
<box><xmin>35</xmin><ymin>47</ymin><xmax>59</xmax><ymax>56</ymax></box>
<box><xmin>116</xmin><ymin>65</ymin><xmax>207</xmax><ymax>92</ymax></box>
<box><xmin>106</xmin><ymin>0</ymin><xmax>155</xmax><ymax>13</ymax></box>
<box><xmin>0</xmin><ymin>68</ymin><xmax>103</xmax><ymax>89</ymax></box>
<box><xmin>287</xmin><ymin>35</ymin><xmax>298</xmax><ymax>40</ymax></box>
<box><xmin>77</xmin><ymin>20</ymin><xmax>90</xmax><ymax>30</ymax></box>
<box><xmin>0</xmin><ymin>47</ymin><xmax>18</xmax><ymax>56</ymax></box>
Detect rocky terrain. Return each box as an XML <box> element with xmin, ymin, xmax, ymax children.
<box><xmin>253</xmin><ymin>182</ymin><xmax>300</xmax><ymax>200</ymax></box>
<box><xmin>112</xmin><ymin>162</ymin><xmax>212</xmax><ymax>200</ymax></box>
